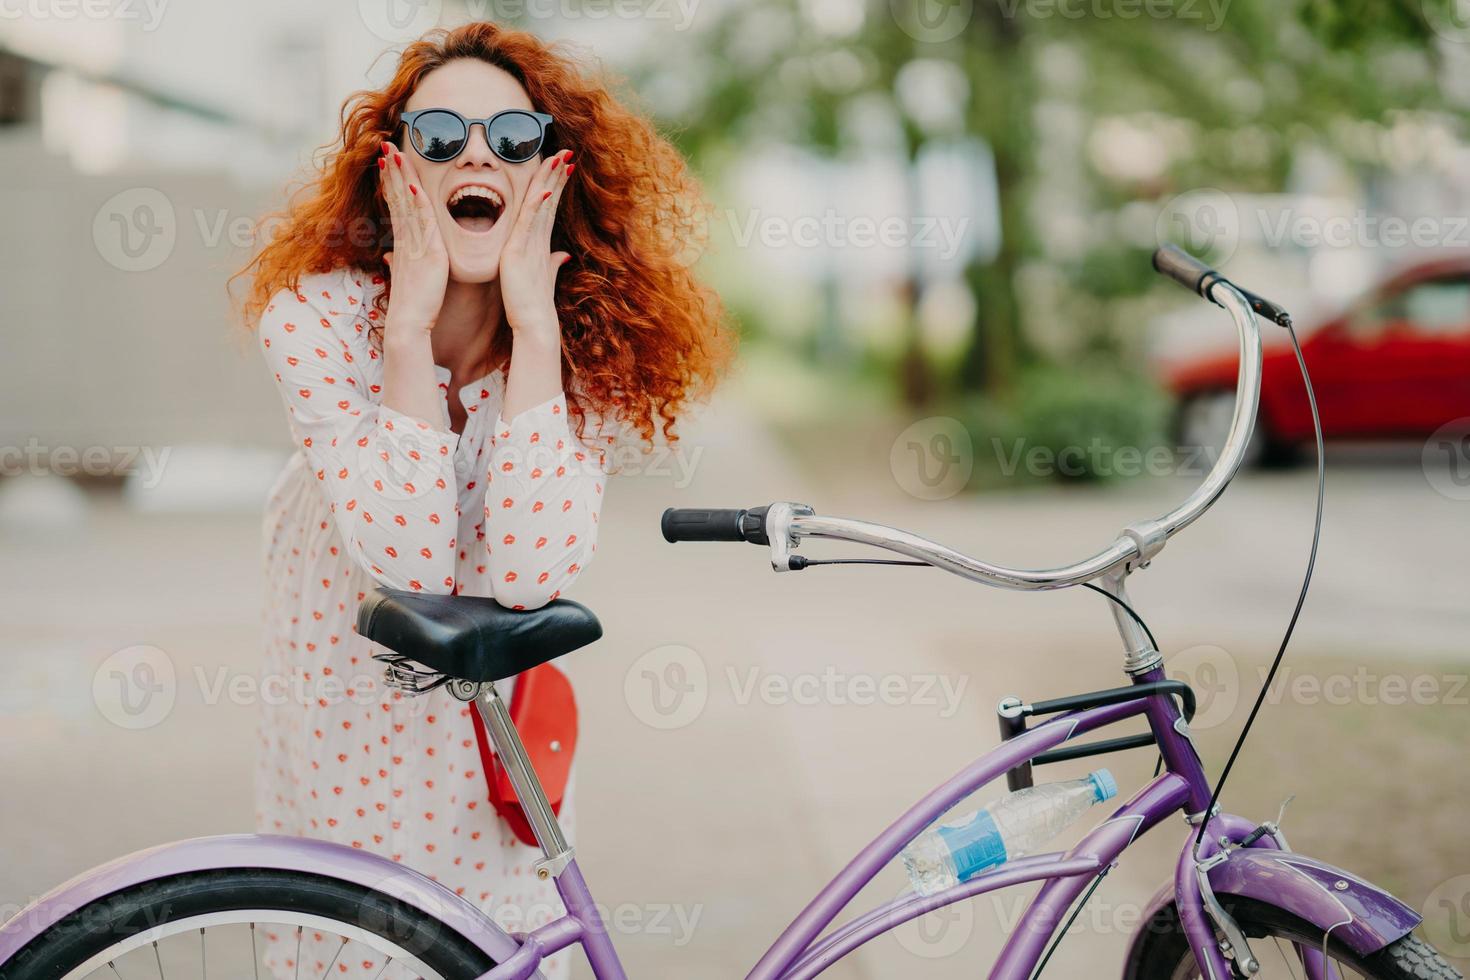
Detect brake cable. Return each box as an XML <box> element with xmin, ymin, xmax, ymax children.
<box><xmin>788</xmin><ymin>553</ymin><xmax>1162</xmax><ymax>652</ymax></box>
<box><xmin>1194</xmin><ymin>318</ymin><xmax>1325</xmax><ymax>850</ymax></box>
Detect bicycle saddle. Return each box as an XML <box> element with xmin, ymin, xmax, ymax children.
<box><xmin>356</xmin><ymin>589</ymin><xmax>602</xmax><ymax>683</ymax></box>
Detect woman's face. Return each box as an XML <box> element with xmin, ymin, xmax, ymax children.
<box><xmin>398</xmin><ymin>59</ymin><xmax>543</xmax><ymax>284</ymax></box>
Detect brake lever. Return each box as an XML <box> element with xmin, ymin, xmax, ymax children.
<box><xmin>1238</xmin><ymin>288</ymin><xmax>1293</xmax><ymax>329</ymax></box>
<box><xmin>764</xmin><ymin>501</ymin><xmax>813</xmax><ymax>572</ymax></box>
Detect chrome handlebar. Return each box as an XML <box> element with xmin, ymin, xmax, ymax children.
<box><xmin>761</xmin><ymin>280</ymin><xmax>1264</xmax><ymax>591</ymax></box>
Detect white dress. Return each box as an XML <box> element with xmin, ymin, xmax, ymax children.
<box><xmin>253</xmin><ymin>266</ymin><xmax>608</xmax><ymax>980</ymax></box>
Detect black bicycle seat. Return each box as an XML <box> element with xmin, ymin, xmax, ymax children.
<box><xmin>356</xmin><ymin>589</ymin><xmax>602</xmax><ymax>683</ymax></box>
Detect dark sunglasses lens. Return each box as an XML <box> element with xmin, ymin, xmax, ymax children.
<box><xmin>409</xmin><ymin>111</ymin><xmax>467</xmax><ymax>161</ymax></box>
<box><xmin>487</xmin><ymin>112</ymin><xmax>544</xmax><ymax>162</ymax></box>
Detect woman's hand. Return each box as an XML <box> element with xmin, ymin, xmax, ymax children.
<box><xmin>499</xmin><ymin>149</ymin><xmax>573</xmax><ymax>341</ymax></box>
<box><xmin>379</xmin><ymin>141</ymin><xmax>448</xmax><ymax>337</ymax></box>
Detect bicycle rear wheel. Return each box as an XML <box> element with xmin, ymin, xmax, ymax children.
<box><xmin>0</xmin><ymin>868</ymin><xmax>498</xmax><ymax>980</ymax></box>
<box><xmin>1128</xmin><ymin>896</ymin><xmax>1462</xmax><ymax>979</ymax></box>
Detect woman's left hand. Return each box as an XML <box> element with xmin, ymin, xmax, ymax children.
<box><xmin>499</xmin><ymin>149</ymin><xmax>574</xmax><ymax>341</ymax></box>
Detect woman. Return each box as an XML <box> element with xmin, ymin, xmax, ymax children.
<box><xmin>238</xmin><ymin>22</ymin><xmax>729</xmax><ymax>978</ymax></box>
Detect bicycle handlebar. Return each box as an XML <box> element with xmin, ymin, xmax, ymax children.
<box><xmin>1152</xmin><ymin>243</ymin><xmax>1224</xmax><ymax>301</ymax></box>
<box><xmin>662</xmin><ymin>250</ymin><xmax>1267</xmax><ymax>591</ymax></box>
<box><xmin>661</xmin><ymin>507</ymin><xmax>766</xmax><ymax>544</ymax></box>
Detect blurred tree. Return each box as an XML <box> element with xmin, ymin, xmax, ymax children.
<box><xmin>1049</xmin><ymin>0</ymin><xmax>1456</xmax><ymax>357</ymax></box>
<box><xmin>643</xmin><ymin>0</ymin><xmax>1462</xmax><ymax>404</ymax></box>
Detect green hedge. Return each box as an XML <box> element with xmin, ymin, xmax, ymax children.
<box><xmin>963</xmin><ymin>363</ymin><xmax>1173</xmax><ymax>484</ymax></box>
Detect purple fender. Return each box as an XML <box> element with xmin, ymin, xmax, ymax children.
<box><xmin>0</xmin><ymin>834</ymin><xmax>536</xmax><ymax>976</ymax></box>
<box><xmin>1122</xmin><ymin>846</ymin><xmax>1421</xmax><ymax>977</ymax></box>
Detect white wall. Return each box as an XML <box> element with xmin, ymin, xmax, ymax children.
<box><xmin>0</xmin><ymin>131</ymin><xmax>288</xmax><ymax>458</ymax></box>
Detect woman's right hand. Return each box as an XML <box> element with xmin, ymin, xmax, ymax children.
<box><xmin>379</xmin><ymin>140</ymin><xmax>448</xmax><ymax>337</ymax></box>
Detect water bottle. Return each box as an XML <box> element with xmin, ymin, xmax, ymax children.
<box><xmin>901</xmin><ymin>770</ymin><xmax>1118</xmax><ymax>896</ymax></box>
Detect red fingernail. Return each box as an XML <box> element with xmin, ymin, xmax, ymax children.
<box><xmin>409</xmin><ymin>184</ymin><xmax>417</xmax><ymax>196</ymax></box>
<box><xmin>551</xmin><ymin>156</ymin><xmax>561</xmax><ymax>170</ymax></box>
<box><xmin>565</xmin><ymin>164</ymin><xmax>575</xmax><ymax>176</ymax></box>
<box><xmin>381</xmin><ymin>141</ymin><xmax>391</xmax><ymax>155</ymax></box>
<box><xmin>378</xmin><ymin>157</ymin><xmax>386</xmax><ymax>171</ymax></box>
<box><xmin>563</xmin><ymin>150</ymin><xmax>574</xmax><ymax>162</ymax></box>
<box><xmin>394</xmin><ymin>153</ymin><xmax>402</xmax><ymax>167</ymax></box>
<box><xmin>542</xmin><ymin>191</ymin><xmax>552</xmax><ymax>201</ymax></box>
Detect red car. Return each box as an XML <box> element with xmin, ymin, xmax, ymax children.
<box><xmin>1168</xmin><ymin>258</ymin><xmax>1470</xmax><ymax>465</ymax></box>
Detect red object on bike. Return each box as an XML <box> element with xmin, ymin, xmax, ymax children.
<box><xmin>469</xmin><ymin>663</ymin><xmax>577</xmax><ymax>848</ymax></box>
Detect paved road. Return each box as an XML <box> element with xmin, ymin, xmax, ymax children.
<box><xmin>1</xmin><ymin>396</ymin><xmax>1465</xmax><ymax>977</ymax></box>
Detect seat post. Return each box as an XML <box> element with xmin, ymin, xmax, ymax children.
<box><xmin>473</xmin><ymin>683</ymin><xmax>574</xmax><ymax>876</ymax></box>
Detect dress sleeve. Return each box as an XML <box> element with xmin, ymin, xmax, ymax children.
<box><xmin>259</xmin><ymin>288</ymin><xmax>461</xmax><ymax>595</ymax></box>
<box><xmin>481</xmin><ymin>393</ymin><xmax>609</xmax><ymax>610</ymax></box>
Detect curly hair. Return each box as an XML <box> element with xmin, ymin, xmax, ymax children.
<box><xmin>236</xmin><ymin>22</ymin><xmax>731</xmax><ymax>443</ymax></box>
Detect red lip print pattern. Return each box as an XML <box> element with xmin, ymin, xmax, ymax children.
<box><xmin>255</xmin><ymin>269</ymin><xmax>608</xmax><ymax>980</ymax></box>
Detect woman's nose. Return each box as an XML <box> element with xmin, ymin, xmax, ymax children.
<box><xmin>455</xmin><ymin>122</ymin><xmax>501</xmax><ymax>168</ymax></box>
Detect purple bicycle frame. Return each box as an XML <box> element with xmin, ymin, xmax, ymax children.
<box><xmin>489</xmin><ymin>696</ymin><xmax>1178</xmax><ymax>980</ymax></box>
<box><xmin>491</xmin><ymin>672</ymin><xmax>1416</xmax><ymax>980</ymax></box>
<box><xmin>484</xmin><ymin>692</ymin><xmax>1182</xmax><ymax>980</ymax></box>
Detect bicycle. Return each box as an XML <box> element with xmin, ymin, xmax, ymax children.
<box><xmin>0</xmin><ymin>248</ymin><xmax>1459</xmax><ymax>980</ymax></box>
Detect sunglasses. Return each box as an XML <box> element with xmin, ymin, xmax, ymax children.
<box><xmin>399</xmin><ymin>108</ymin><xmax>554</xmax><ymax>164</ymax></box>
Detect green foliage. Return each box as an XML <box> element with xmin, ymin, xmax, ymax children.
<box><xmin>1299</xmin><ymin>0</ymin><xmax>1450</xmax><ymax>49</ymax></box>
<box><xmin>952</xmin><ymin>361</ymin><xmax>1173</xmax><ymax>486</ymax></box>
<box><xmin>1070</xmin><ymin>246</ymin><xmax>1161</xmax><ymax>301</ymax></box>
<box><xmin>640</xmin><ymin>0</ymin><xmax>1461</xmax><ymax>414</ymax></box>
<box><xmin>1009</xmin><ymin>363</ymin><xmax>1172</xmax><ymax>482</ymax></box>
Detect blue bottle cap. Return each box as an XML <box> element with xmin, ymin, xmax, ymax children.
<box><xmin>1088</xmin><ymin>769</ymin><xmax>1117</xmax><ymax>803</ymax></box>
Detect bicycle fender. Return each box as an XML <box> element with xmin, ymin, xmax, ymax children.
<box><xmin>0</xmin><ymin>833</ymin><xmax>535</xmax><ymax>976</ymax></box>
<box><xmin>1122</xmin><ymin>849</ymin><xmax>1421</xmax><ymax>977</ymax></box>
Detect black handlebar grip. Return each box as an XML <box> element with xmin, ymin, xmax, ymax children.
<box><xmin>1152</xmin><ymin>244</ymin><xmax>1220</xmax><ymax>300</ymax></box>
<box><xmin>661</xmin><ymin>508</ymin><xmax>750</xmax><ymax>543</ymax></box>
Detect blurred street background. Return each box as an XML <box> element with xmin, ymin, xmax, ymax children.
<box><xmin>2</xmin><ymin>0</ymin><xmax>1468</xmax><ymax>976</ymax></box>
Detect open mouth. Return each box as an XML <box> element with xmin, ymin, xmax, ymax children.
<box><xmin>446</xmin><ymin>185</ymin><xmax>505</xmax><ymax>234</ymax></box>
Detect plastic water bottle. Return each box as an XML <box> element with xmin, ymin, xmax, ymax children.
<box><xmin>901</xmin><ymin>770</ymin><xmax>1118</xmax><ymax>896</ymax></box>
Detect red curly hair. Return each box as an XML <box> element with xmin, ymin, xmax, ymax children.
<box><xmin>237</xmin><ymin>22</ymin><xmax>730</xmax><ymax>443</ymax></box>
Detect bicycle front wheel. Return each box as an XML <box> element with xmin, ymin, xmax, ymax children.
<box><xmin>1129</xmin><ymin>896</ymin><xmax>1462</xmax><ymax>980</ymax></box>
<box><xmin>0</xmin><ymin>869</ymin><xmax>498</xmax><ymax>980</ymax></box>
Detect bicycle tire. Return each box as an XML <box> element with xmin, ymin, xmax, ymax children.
<box><xmin>1126</xmin><ymin>896</ymin><xmax>1462</xmax><ymax>979</ymax></box>
<box><xmin>0</xmin><ymin>868</ymin><xmax>499</xmax><ymax>980</ymax></box>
